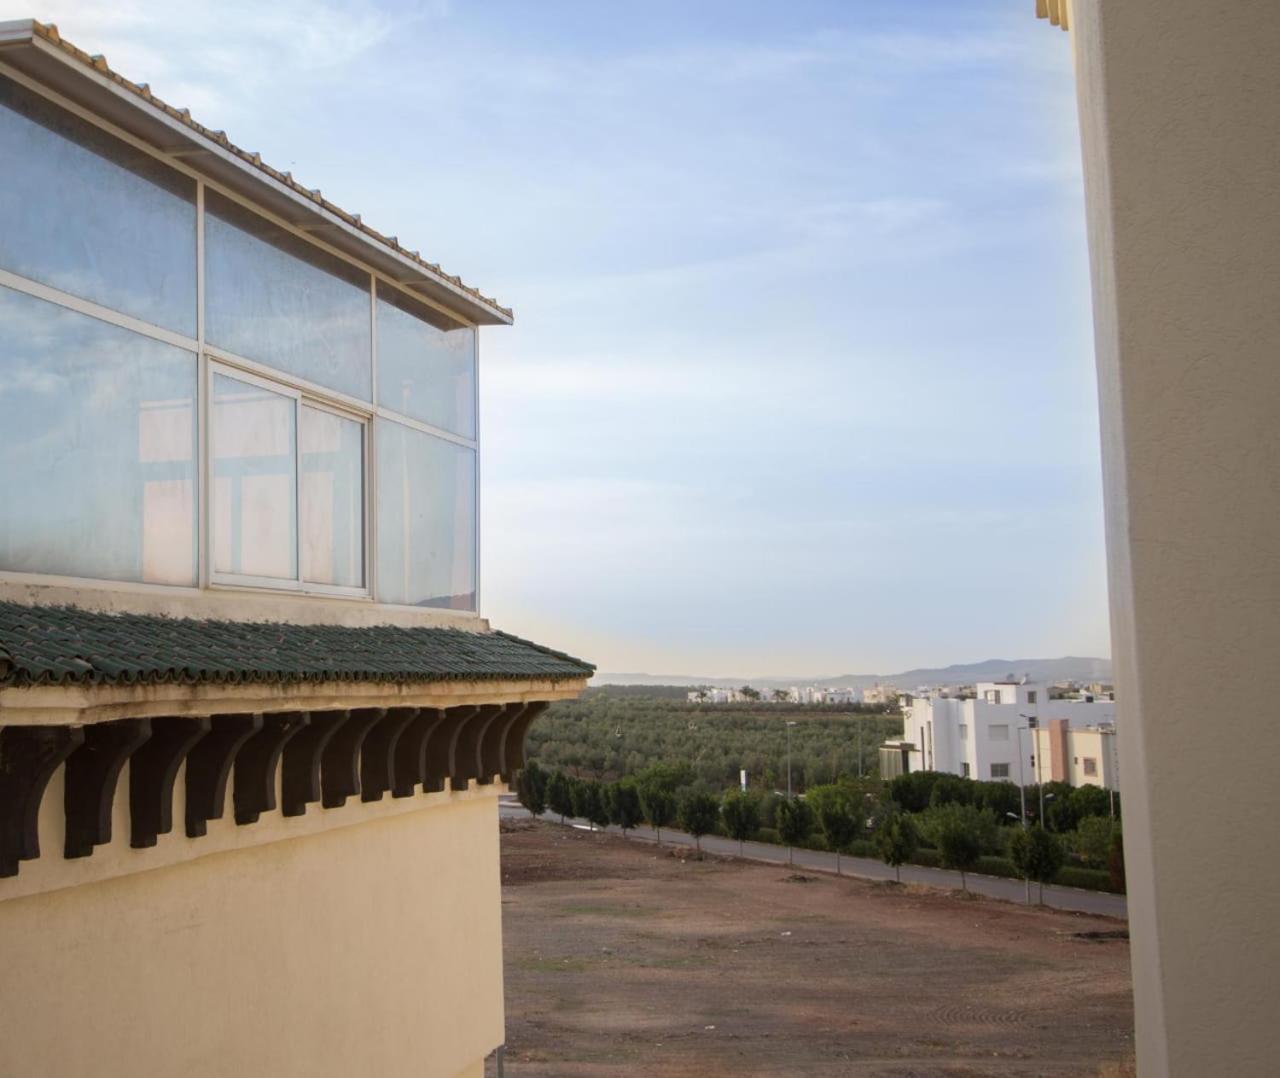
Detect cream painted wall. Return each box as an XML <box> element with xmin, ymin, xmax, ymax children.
<box><xmin>1067</xmin><ymin>2</ymin><xmax>1280</xmax><ymax>1073</ymax></box>
<box><xmin>0</xmin><ymin>798</ymin><xmax>504</xmax><ymax>1078</ymax></box>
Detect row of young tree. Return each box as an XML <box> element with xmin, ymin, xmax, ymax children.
<box><xmin>517</xmin><ymin>761</ymin><xmax>1125</xmax><ymax>901</ymax></box>
<box><xmin>526</xmin><ymin>692</ymin><xmax>902</xmax><ymax>792</ymax></box>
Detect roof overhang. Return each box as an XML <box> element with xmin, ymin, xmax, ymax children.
<box><xmin>0</xmin><ymin>19</ymin><xmax>513</xmax><ymax>326</ymax></box>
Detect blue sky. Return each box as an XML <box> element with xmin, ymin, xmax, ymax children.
<box><xmin>10</xmin><ymin>0</ymin><xmax>1108</xmax><ymax>676</ymax></box>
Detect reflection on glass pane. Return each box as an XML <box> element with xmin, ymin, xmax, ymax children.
<box><xmin>376</xmin><ymin>288</ymin><xmax>476</xmax><ymax>438</ymax></box>
<box><xmin>375</xmin><ymin>419</ymin><xmax>476</xmax><ymax>610</ymax></box>
<box><xmin>301</xmin><ymin>406</ymin><xmax>364</xmax><ymax>588</ymax></box>
<box><xmin>205</xmin><ymin>191</ymin><xmax>372</xmax><ymax>400</ymax></box>
<box><xmin>0</xmin><ymin>76</ymin><xmax>196</xmax><ymax>335</ymax></box>
<box><xmin>212</xmin><ymin>373</ymin><xmax>298</xmax><ymax>580</ymax></box>
<box><xmin>0</xmin><ymin>285</ymin><xmax>197</xmax><ymax>584</ymax></box>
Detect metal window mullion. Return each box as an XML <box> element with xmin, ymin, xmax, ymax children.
<box><xmin>293</xmin><ymin>395</ymin><xmax>303</xmax><ymax>586</ymax></box>
<box><xmin>372</xmin><ymin>405</ymin><xmax>478</xmax><ymax>450</ymax></box>
<box><xmin>196</xmin><ymin>180</ymin><xmax>209</xmax><ymax>589</ymax></box>
<box><xmin>474</xmin><ymin>330</ymin><xmax>481</xmax><ymax>615</ymax></box>
<box><xmin>0</xmin><ymin>268</ymin><xmax>197</xmax><ymax>351</ymax></box>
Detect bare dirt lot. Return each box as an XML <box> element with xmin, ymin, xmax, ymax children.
<box><xmin>493</xmin><ymin>820</ymin><xmax>1134</xmax><ymax>1077</ymax></box>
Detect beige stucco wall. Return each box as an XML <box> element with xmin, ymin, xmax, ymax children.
<box><xmin>0</xmin><ymin>797</ymin><xmax>504</xmax><ymax>1078</ymax></box>
<box><xmin>1066</xmin><ymin>1</ymin><xmax>1280</xmax><ymax>1073</ymax></box>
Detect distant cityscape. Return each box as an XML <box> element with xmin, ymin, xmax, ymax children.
<box><xmin>684</xmin><ymin>675</ymin><xmax>1119</xmax><ymax>794</ymax></box>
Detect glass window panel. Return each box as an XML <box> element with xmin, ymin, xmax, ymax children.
<box><xmin>205</xmin><ymin>191</ymin><xmax>372</xmax><ymax>400</ymax></box>
<box><xmin>375</xmin><ymin>419</ymin><xmax>476</xmax><ymax>610</ymax></box>
<box><xmin>212</xmin><ymin>373</ymin><xmax>298</xmax><ymax>580</ymax></box>
<box><xmin>376</xmin><ymin>288</ymin><xmax>476</xmax><ymax>438</ymax></box>
<box><xmin>300</xmin><ymin>406</ymin><xmax>364</xmax><ymax>588</ymax></box>
<box><xmin>0</xmin><ymin>285</ymin><xmax>196</xmax><ymax>584</ymax></box>
<box><xmin>0</xmin><ymin>76</ymin><xmax>196</xmax><ymax>336</ymax></box>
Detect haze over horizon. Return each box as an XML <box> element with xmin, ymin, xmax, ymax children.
<box><xmin>6</xmin><ymin>0</ymin><xmax>1111</xmax><ymax>676</ymax></box>
<box><xmin>591</xmin><ymin>653</ymin><xmax>1114</xmax><ymax>687</ymax></box>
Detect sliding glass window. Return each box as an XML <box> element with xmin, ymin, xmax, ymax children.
<box><xmin>0</xmin><ymin>75</ymin><xmax>196</xmax><ymax>335</ymax></box>
<box><xmin>211</xmin><ymin>366</ymin><xmax>366</xmax><ymax>592</ymax></box>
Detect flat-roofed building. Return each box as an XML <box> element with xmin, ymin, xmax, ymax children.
<box><xmin>898</xmin><ymin>681</ymin><xmax>1117</xmax><ymax>786</ymax></box>
<box><xmin>0</xmin><ymin>20</ymin><xmax>591</xmax><ymax>1078</ymax></box>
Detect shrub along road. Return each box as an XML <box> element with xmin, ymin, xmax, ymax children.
<box><xmin>499</xmin><ymin>798</ymin><xmax>1127</xmax><ymax>919</ymax></box>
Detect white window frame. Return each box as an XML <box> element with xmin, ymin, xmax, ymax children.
<box><xmin>207</xmin><ymin>358</ymin><xmax>371</xmax><ymax>599</ymax></box>
<box><xmin>0</xmin><ymin>59</ymin><xmax>485</xmax><ymax>616</ymax></box>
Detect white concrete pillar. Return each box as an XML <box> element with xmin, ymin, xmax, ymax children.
<box><xmin>1064</xmin><ymin>2</ymin><xmax>1280</xmax><ymax>1073</ymax></box>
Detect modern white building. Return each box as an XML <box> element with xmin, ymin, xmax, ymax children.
<box><xmin>1032</xmin><ymin>721</ymin><xmax>1121</xmax><ymax>791</ymax></box>
<box><xmin>900</xmin><ymin>681</ymin><xmax>1117</xmax><ymax>787</ymax></box>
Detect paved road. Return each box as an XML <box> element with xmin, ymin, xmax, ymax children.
<box><xmin>499</xmin><ymin>799</ymin><xmax>1127</xmax><ymax>919</ymax></box>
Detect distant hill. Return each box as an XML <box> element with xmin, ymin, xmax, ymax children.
<box><xmin>592</xmin><ymin>656</ymin><xmax>1112</xmax><ymax>691</ymax></box>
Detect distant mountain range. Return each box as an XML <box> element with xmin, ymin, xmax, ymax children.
<box><xmin>592</xmin><ymin>656</ymin><xmax>1112</xmax><ymax>691</ymax></box>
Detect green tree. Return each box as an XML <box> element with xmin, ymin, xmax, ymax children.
<box><xmin>818</xmin><ymin>794</ymin><xmax>858</xmax><ymax>875</ymax></box>
<box><xmin>1072</xmin><ymin>816</ymin><xmax>1117</xmax><ymax>868</ymax></box>
<box><xmin>721</xmin><ymin>790</ymin><xmax>761</xmax><ymax>854</ymax></box>
<box><xmin>641</xmin><ymin>785</ymin><xmax>677</xmax><ymax>846</ymax></box>
<box><xmin>546</xmin><ymin>770</ymin><xmax>574</xmax><ymax>824</ymax></box>
<box><xmin>1108</xmin><ymin>826</ymin><xmax>1126</xmax><ymax>894</ymax></box>
<box><xmin>517</xmin><ymin>761</ymin><xmax>547</xmax><ymax>816</ymax></box>
<box><xmin>889</xmin><ymin>771</ymin><xmax>942</xmax><ymax>813</ymax></box>
<box><xmin>934</xmin><ymin>807</ymin><xmax>983</xmax><ymax>891</ymax></box>
<box><xmin>776</xmin><ymin>798</ymin><xmax>814</xmax><ymax>866</ymax></box>
<box><xmin>570</xmin><ymin>779</ymin><xmax>597</xmax><ymax>828</ymax></box>
<box><xmin>740</xmin><ymin>685</ymin><xmax>761</xmax><ymax>701</ymax></box>
<box><xmin>1069</xmin><ymin>783</ymin><xmax>1113</xmax><ymax>821</ymax></box>
<box><xmin>919</xmin><ymin>802</ymin><xmax>1002</xmax><ymax>856</ymax></box>
<box><xmin>973</xmin><ymin>780</ymin><xmax>1022</xmax><ymax>822</ymax></box>
<box><xmin>679</xmin><ymin>791</ymin><xmax>720</xmax><ymax>852</ymax></box>
<box><xmin>876</xmin><ymin>812</ymin><xmax>920</xmax><ymax>883</ymax></box>
<box><xmin>928</xmin><ymin>773</ymin><xmax>974</xmax><ymax>808</ymax></box>
<box><xmin>609</xmin><ymin>780</ymin><xmax>644</xmax><ymax>837</ymax></box>
<box><xmin>1010</xmin><ymin>824</ymin><xmax>1066</xmax><ymax>904</ymax></box>
<box><xmin>586</xmin><ymin>781</ymin><xmax>612</xmax><ymax>831</ymax></box>
<box><xmin>1044</xmin><ymin>782</ymin><xmax>1079</xmax><ymax>832</ymax></box>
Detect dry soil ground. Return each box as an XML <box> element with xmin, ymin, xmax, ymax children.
<box><xmin>492</xmin><ymin>819</ymin><xmax>1134</xmax><ymax>1078</ymax></box>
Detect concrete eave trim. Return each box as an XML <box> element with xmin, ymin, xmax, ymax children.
<box><xmin>0</xmin><ymin>20</ymin><xmax>513</xmax><ymax>326</ymax></box>
<box><xmin>0</xmin><ymin>675</ymin><xmax>590</xmax><ymax>726</ymax></box>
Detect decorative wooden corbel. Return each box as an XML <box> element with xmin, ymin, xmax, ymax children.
<box><xmin>391</xmin><ymin>708</ymin><xmax>445</xmax><ymax>798</ymax></box>
<box><xmin>478</xmin><ymin>703</ymin><xmax>525</xmax><ymax>786</ymax></box>
<box><xmin>360</xmin><ymin>708</ymin><xmax>419</xmax><ymax>803</ymax></box>
<box><xmin>234</xmin><ymin>712</ymin><xmax>310</xmax><ymax>825</ymax></box>
<box><xmin>447</xmin><ymin>704</ymin><xmax>508</xmax><ymax>793</ymax></box>
<box><xmin>500</xmin><ymin>701</ymin><xmax>550</xmax><ymax>783</ymax></box>
<box><xmin>453</xmin><ymin>704</ymin><xmax>506</xmax><ymax>789</ymax></box>
<box><xmin>185</xmin><ymin>713</ymin><xmax>263</xmax><ymax>837</ymax></box>
<box><xmin>0</xmin><ymin>725</ymin><xmax>85</xmax><ymax>878</ymax></box>
<box><xmin>64</xmin><ymin>718</ymin><xmax>152</xmax><ymax>859</ymax></box>
<box><xmin>421</xmin><ymin>706</ymin><xmax>473</xmax><ymax>794</ymax></box>
<box><xmin>280</xmin><ymin>711</ymin><xmax>348</xmax><ymax>817</ymax></box>
<box><xmin>320</xmin><ymin>708</ymin><xmax>384</xmax><ymax>808</ymax></box>
<box><xmin>130</xmin><ymin>717</ymin><xmax>210</xmax><ymax>848</ymax></box>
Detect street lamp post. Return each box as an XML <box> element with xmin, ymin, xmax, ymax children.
<box><xmin>786</xmin><ymin>722</ymin><xmax>794</xmax><ymax>800</ymax></box>
<box><xmin>1015</xmin><ymin>726</ymin><xmax>1031</xmax><ymax>905</ymax></box>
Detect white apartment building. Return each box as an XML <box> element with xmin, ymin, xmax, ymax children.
<box><xmin>901</xmin><ymin>681</ymin><xmax>1118</xmax><ymax>788</ymax></box>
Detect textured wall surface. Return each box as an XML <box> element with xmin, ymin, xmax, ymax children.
<box><xmin>1069</xmin><ymin>1</ymin><xmax>1280</xmax><ymax>1073</ymax></box>
<box><xmin>0</xmin><ymin>798</ymin><xmax>503</xmax><ymax>1078</ymax></box>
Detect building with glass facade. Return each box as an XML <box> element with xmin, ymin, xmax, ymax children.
<box><xmin>0</xmin><ymin>20</ymin><xmax>590</xmax><ymax>1078</ymax></box>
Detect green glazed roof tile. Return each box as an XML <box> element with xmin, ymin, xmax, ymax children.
<box><xmin>0</xmin><ymin>602</ymin><xmax>593</xmax><ymax>689</ymax></box>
